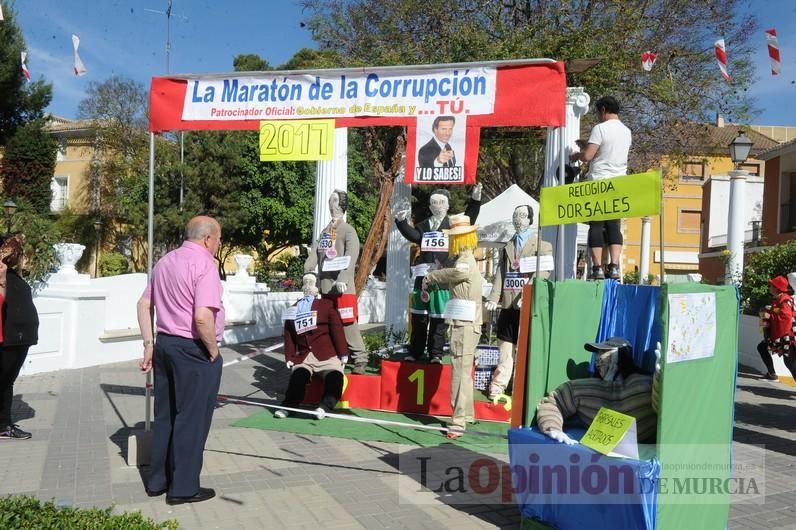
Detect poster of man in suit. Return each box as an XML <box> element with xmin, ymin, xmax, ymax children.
<box><xmin>414</xmin><ymin>115</ymin><xmax>467</xmax><ymax>184</ymax></box>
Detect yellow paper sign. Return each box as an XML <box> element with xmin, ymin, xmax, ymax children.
<box><xmin>539</xmin><ymin>170</ymin><xmax>661</xmax><ymax>226</ymax></box>
<box><xmin>259</xmin><ymin>119</ymin><xmax>334</xmax><ymax>161</ymax></box>
<box><xmin>580</xmin><ymin>407</ymin><xmax>636</xmax><ymax>456</ymax></box>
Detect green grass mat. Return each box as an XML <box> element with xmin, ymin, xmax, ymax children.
<box><xmin>233</xmin><ymin>407</ymin><xmax>508</xmax><ymax>453</ymax></box>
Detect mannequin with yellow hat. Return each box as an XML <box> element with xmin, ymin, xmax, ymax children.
<box><xmin>423</xmin><ymin>214</ymin><xmax>483</xmax><ymax>439</ymax></box>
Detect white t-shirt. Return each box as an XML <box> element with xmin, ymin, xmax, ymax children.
<box><xmin>586</xmin><ymin>119</ymin><xmax>632</xmax><ymax>180</ymax></box>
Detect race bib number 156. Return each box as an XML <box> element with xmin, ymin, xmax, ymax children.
<box><xmin>421</xmin><ymin>231</ymin><xmax>449</xmax><ymax>252</ymax></box>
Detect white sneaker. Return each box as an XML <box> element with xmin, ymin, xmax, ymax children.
<box><xmin>314</xmin><ymin>407</ymin><xmax>326</xmax><ymax>420</ymax></box>
<box><xmin>274</xmin><ymin>409</ymin><xmax>288</xmax><ymax>419</ymax></box>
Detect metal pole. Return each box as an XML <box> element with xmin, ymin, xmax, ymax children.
<box><xmin>639</xmin><ymin>216</ymin><xmax>651</xmax><ymax>284</ymax></box>
<box><xmin>179</xmin><ymin>132</ymin><xmax>184</xmax><ymax>207</ymax></box>
<box><xmin>556</xmin><ymin>127</ymin><xmax>566</xmax><ymax>281</ymax></box>
<box><xmin>146</xmin><ymin>133</ymin><xmax>155</xmax><ymax>432</ymax></box>
<box><xmin>659</xmin><ymin>173</ymin><xmax>665</xmax><ymax>283</ymax></box>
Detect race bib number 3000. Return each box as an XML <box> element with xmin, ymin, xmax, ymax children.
<box><xmin>295</xmin><ymin>311</ymin><xmax>318</xmax><ymax>334</ymax></box>
<box><xmin>421</xmin><ymin>231</ymin><xmax>449</xmax><ymax>252</ymax></box>
<box><xmin>503</xmin><ymin>272</ymin><xmax>528</xmax><ymax>293</ymax></box>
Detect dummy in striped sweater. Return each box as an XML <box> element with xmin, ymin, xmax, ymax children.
<box><xmin>536</xmin><ymin>337</ymin><xmax>661</xmax><ymax>445</ymax></box>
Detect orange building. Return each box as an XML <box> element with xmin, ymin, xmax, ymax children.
<box><xmin>624</xmin><ymin>119</ymin><xmax>776</xmax><ymax>280</ymax></box>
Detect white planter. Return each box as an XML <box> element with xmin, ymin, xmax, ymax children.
<box><xmin>234</xmin><ymin>254</ymin><xmax>253</xmax><ymax>277</ymax></box>
<box><xmin>53</xmin><ymin>243</ymin><xmax>85</xmax><ymax>274</ymax></box>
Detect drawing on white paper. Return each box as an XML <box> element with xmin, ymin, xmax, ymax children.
<box><xmin>666</xmin><ymin>292</ymin><xmax>716</xmax><ymax>363</ymax></box>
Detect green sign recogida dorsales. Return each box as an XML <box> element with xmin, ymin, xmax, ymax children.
<box><xmin>539</xmin><ymin>170</ymin><xmax>662</xmax><ymax>227</ymax></box>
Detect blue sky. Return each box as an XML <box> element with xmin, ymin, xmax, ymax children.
<box><xmin>11</xmin><ymin>0</ymin><xmax>796</xmax><ymax>126</ymax></box>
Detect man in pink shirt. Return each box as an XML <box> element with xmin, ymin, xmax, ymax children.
<box><xmin>137</xmin><ymin>215</ymin><xmax>224</xmax><ymax>505</ymax></box>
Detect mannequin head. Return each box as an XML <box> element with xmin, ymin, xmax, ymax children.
<box><xmin>302</xmin><ymin>273</ymin><xmax>319</xmax><ymax>298</ymax></box>
<box><xmin>586</xmin><ymin>337</ymin><xmax>635</xmax><ymax>382</ymax></box>
<box><xmin>512</xmin><ymin>205</ymin><xmax>533</xmax><ymax>233</ymax></box>
<box><xmin>329</xmin><ymin>189</ymin><xmax>348</xmax><ymax>219</ymax></box>
<box><xmin>595</xmin><ymin>348</ymin><xmax>620</xmax><ymax>382</ymax></box>
<box><xmin>429</xmin><ymin>190</ymin><xmax>451</xmax><ymax>219</ymax></box>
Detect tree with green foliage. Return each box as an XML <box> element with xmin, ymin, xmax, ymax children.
<box><xmin>740</xmin><ymin>241</ymin><xmax>796</xmax><ymax>315</ymax></box>
<box><xmin>180</xmin><ymin>129</ymin><xmax>316</xmax><ymax>274</ymax></box>
<box><xmin>4</xmin><ymin>198</ymin><xmax>61</xmax><ymax>283</ymax></box>
<box><xmin>233</xmin><ymin>53</ymin><xmax>271</xmax><ymax>72</ymax></box>
<box><xmin>303</xmin><ymin>0</ymin><xmax>758</xmax><ymax>190</ymax></box>
<box><xmin>77</xmin><ymin>76</ymin><xmax>186</xmax><ymax>269</ymax></box>
<box><xmin>0</xmin><ymin>3</ymin><xmax>53</xmax><ymax>145</ymax></box>
<box><xmin>1</xmin><ymin>119</ymin><xmax>57</xmax><ymax>214</ymax></box>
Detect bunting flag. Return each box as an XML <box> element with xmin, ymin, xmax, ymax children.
<box><xmin>641</xmin><ymin>51</ymin><xmax>657</xmax><ymax>72</ymax></box>
<box><xmin>72</xmin><ymin>34</ymin><xmax>87</xmax><ymax>76</ymax></box>
<box><xmin>766</xmin><ymin>28</ymin><xmax>781</xmax><ymax>76</ymax></box>
<box><xmin>20</xmin><ymin>51</ymin><xmax>30</xmax><ymax>80</ymax></box>
<box><xmin>714</xmin><ymin>38</ymin><xmax>731</xmax><ymax>82</ymax></box>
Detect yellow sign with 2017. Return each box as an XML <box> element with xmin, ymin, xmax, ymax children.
<box><xmin>539</xmin><ymin>170</ymin><xmax>662</xmax><ymax>227</ymax></box>
<box><xmin>259</xmin><ymin>119</ymin><xmax>335</xmax><ymax>161</ymax></box>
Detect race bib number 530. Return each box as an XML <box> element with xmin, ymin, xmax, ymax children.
<box><xmin>421</xmin><ymin>231</ymin><xmax>449</xmax><ymax>252</ymax></box>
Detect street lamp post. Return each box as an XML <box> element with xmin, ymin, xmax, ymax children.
<box><xmin>94</xmin><ymin>219</ymin><xmax>102</xmax><ymax>278</ymax></box>
<box><xmin>726</xmin><ymin>131</ymin><xmax>754</xmax><ymax>285</ymax></box>
<box><xmin>4</xmin><ymin>199</ymin><xmax>17</xmax><ymax>234</ymax></box>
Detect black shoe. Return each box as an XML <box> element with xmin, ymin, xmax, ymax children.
<box><xmin>606</xmin><ymin>264</ymin><xmax>621</xmax><ymax>280</ymax></box>
<box><xmin>591</xmin><ymin>266</ymin><xmax>605</xmax><ymax>280</ymax></box>
<box><xmin>430</xmin><ymin>355</ymin><xmax>443</xmax><ymax>364</ymax></box>
<box><xmin>763</xmin><ymin>372</ymin><xmax>779</xmax><ymax>381</ymax></box>
<box><xmin>166</xmin><ymin>487</ymin><xmax>215</xmax><ymax>505</ymax></box>
<box><xmin>145</xmin><ymin>487</ymin><xmax>167</xmax><ymax>497</ymax></box>
<box><xmin>0</xmin><ymin>424</ymin><xmax>31</xmax><ymax>440</ymax></box>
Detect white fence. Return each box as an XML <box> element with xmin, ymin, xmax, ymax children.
<box><xmin>23</xmin><ymin>270</ymin><xmax>386</xmax><ymax>376</ymax></box>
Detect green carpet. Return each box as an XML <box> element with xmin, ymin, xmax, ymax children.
<box><xmin>233</xmin><ymin>407</ymin><xmax>508</xmax><ymax>453</ymax></box>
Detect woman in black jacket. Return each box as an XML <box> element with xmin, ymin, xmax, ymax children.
<box><xmin>0</xmin><ymin>234</ymin><xmax>38</xmax><ymax>440</ymax></box>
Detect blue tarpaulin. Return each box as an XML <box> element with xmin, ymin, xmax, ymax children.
<box><xmin>509</xmin><ymin>428</ymin><xmax>659</xmax><ymax>530</ymax></box>
<box><xmin>593</xmin><ymin>280</ymin><xmax>661</xmax><ymax>374</ymax></box>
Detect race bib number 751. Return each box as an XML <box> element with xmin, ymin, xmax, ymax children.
<box><xmin>295</xmin><ymin>311</ymin><xmax>318</xmax><ymax>334</ymax></box>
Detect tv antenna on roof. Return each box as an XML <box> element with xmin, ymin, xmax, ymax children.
<box><xmin>144</xmin><ymin>0</ymin><xmax>188</xmax><ymax>74</ymax></box>
<box><xmin>145</xmin><ymin>0</ymin><xmax>189</xmax><ymax>206</ymax></box>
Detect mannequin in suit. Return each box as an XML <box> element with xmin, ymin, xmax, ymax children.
<box><xmin>484</xmin><ymin>205</ymin><xmax>552</xmax><ymax>399</ymax></box>
<box><xmin>276</xmin><ymin>274</ymin><xmax>347</xmax><ymax>419</ymax></box>
<box><xmin>395</xmin><ymin>185</ymin><xmax>482</xmax><ymax>362</ymax></box>
<box><xmin>417</xmin><ymin>116</ymin><xmax>457</xmax><ymax>168</ymax></box>
<box><xmin>304</xmin><ymin>190</ymin><xmax>368</xmax><ymax>374</ymax></box>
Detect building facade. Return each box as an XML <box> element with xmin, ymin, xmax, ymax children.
<box><xmin>623</xmin><ymin>118</ymin><xmax>777</xmax><ymax>280</ymax></box>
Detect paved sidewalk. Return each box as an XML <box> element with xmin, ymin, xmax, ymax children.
<box><xmin>1</xmin><ymin>342</ymin><xmax>795</xmax><ymax>529</ymax></box>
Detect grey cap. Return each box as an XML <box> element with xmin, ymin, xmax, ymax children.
<box><xmin>584</xmin><ymin>336</ymin><xmax>631</xmax><ymax>352</ymax></box>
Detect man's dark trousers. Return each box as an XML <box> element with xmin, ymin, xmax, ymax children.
<box><xmin>147</xmin><ymin>334</ymin><xmax>222</xmax><ymax>497</ymax></box>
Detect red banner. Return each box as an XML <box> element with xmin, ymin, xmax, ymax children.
<box><xmin>150</xmin><ymin>61</ymin><xmax>566</xmax><ymax>133</ymax></box>
<box><xmin>149</xmin><ymin>61</ymin><xmax>565</xmax><ymax>185</ymax></box>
